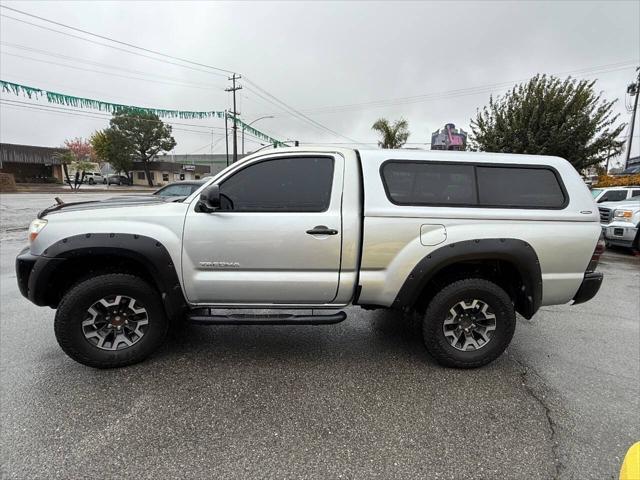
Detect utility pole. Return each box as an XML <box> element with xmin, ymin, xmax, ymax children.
<box><xmin>225</xmin><ymin>74</ymin><xmax>242</xmax><ymax>163</ymax></box>
<box><xmin>625</xmin><ymin>66</ymin><xmax>640</xmax><ymax>170</ymax></box>
<box><xmin>224</xmin><ymin>110</ymin><xmax>229</xmax><ymax>166</ymax></box>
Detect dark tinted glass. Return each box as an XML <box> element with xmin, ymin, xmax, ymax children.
<box><xmin>156</xmin><ymin>184</ymin><xmax>198</xmax><ymax>197</ymax></box>
<box><xmin>599</xmin><ymin>190</ymin><xmax>627</xmax><ymax>202</ymax></box>
<box><xmin>220</xmin><ymin>156</ymin><xmax>334</xmax><ymax>212</ymax></box>
<box><xmin>382</xmin><ymin>162</ymin><xmax>476</xmax><ymax>205</ymax></box>
<box><xmin>476</xmin><ymin>166</ymin><xmax>565</xmax><ymax>208</ymax></box>
<box><xmin>631</xmin><ymin>190</ymin><xmax>640</xmax><ymax>198</ymax></box>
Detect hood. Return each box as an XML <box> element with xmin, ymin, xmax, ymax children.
<box><xmin>598</xmin><ymin>199</ymin><xmax>640</xmax><ymax>210</ymax></box>
<box><xmin>38</xmin><ymin>195</ymin><xmax>175</xmax><ymax>218</ymax></box>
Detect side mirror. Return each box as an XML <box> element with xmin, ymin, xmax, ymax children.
<box><xmin>198</xmin><ymin>184</ymin><xmax>221</xmax><ymax>212</ymax></box>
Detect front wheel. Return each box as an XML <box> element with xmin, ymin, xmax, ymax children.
<box><xmin>54</xmin><ymin>274</ymin><xmax>168</xmax><ymax>368</ymax></box>
<box><xmin>422</xmin><ymin>278</ymin><xmax>516</xmax><ymax>368</ymax></box>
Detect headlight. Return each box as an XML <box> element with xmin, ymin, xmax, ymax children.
<box><xmin>28</xmin><ymin>219</ymin><xmax>48</xmax><ymax>243</ymax></box>
<box><xmin>613</xmin><ymin>209</ymin><xmax>633</xmax><ymax>222</ymax></box>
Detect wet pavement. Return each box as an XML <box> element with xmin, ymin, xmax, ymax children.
<box><xmin>1</xmin><ymin>192</ymin><xmax>638</xmax><ymax>479</ymax></box>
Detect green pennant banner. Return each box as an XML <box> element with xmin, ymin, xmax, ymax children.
<box><xmin>1</xmin><ymin>79</ymin><xmax>284</xmax><ymax>146</ymax></box>
<box><xmin>226</xmin><ymin>113</ymin><xmax>286</xmax><ymax>147</ymax></box>
<box><xmin>1</xmin><ymin>79</ymin><xmax>226</xmax><ymax>119</ymax></box>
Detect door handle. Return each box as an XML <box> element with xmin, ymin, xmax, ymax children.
<box><xmin>306</xmin><ymin>225</ymin><xmax>338</xmax><ymax>235</ymax></box>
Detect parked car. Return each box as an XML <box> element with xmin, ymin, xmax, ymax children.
<box><xmin>17</xmin><ymin>148</ymin><xmax>604</xmax><ymax>369</ymax></box>
<box><xmin>83</xmin><ymin>172</ymin><xmax>104</xmax><ymax>185</ymax></box>
<box><xmin>591</xmin><ymin>186</ymin><xmax>640</xmax><ymax>203</ymax></box>
<box><xmin>599</xmin><ymin>198</ymin><xmax>640</xmax><ymax>250</ymax></box>
<box><xmin>106</xmin><ymin>174</ymin><xmax>131</xmax><ymax>186</ymax></box>
<box><xmin>153</xmin><ymin>179</ymin><xmax>206</xmax><ymax>198</ymax></box>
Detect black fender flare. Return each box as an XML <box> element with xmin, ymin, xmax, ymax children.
<box><xmin>392</xmin><ymin>238</ymin><xmax>542</xmax><ymax>319</ymax></box>
<box><xmin>28</xmin><ymin>233</ymin><xmax>186</xmax><ymax>318</ymax></box>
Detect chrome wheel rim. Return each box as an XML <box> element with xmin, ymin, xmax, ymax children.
<box><xmin>443</xmin><ymin>299</ymin><xmax>496</xmax><ymax>351</ymax></box>
<box><xmin>82</xmin><ymin>295</ymin><xmax>149</xmax><ymax>351</ymax></box>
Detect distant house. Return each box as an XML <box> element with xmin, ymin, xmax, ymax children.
<box><xmin>0</xmin><ymin>143</ymin><xmax>244</xmax><ymax>186</ymax></box>
<box><xmin>129</xmin><ymin>154</ymin><xmax>245</xmax><ymax>186</ymax></box>
<box><xmin>0</xmin><ymin>143</ymin><xmax>65</xmax><ymax>183</ymax></box>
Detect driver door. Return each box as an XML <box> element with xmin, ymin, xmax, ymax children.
<box><xmin>181</xmin><ymin>154</ymin><xmax>343</xmax><ymax>305</ymax></box>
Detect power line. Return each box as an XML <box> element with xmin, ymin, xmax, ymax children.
<box><xmin>0</xmin><ymin>101</ymin><xmax>270</xmax><ymax>155</ymax></box>
<box><xmin>259</xmin><ymin>62</ymin><xmax>640</xmax><ymax>117</ymax></box>
<box><xmin>0</xmin><ymin>7</ymin><xmax>361</xmax><ymax>144</ymax></box>
<box><xmin>0</xmin><ymin>98</ymin><xmax>270</xmax><ymax>143</ymax></box>
<box><xmin>0</xmin><ymin>51</ymin><xmax>225</xmax><ymax>92</ymax></box>
<box><xmin>243</xmin><ymin>79</ymin><xmax>364</xmax><ymax>144</ymax></box>
<box><xmin>0</xmin><ymin>5</ymin><xmax>234</xmax><ymax>75</ymax></box>
<box><xmin>0</xmin><ymin>13</ymin><xmax>229</xmax><ymax>78</ymax></box>
<box><xmin>0</xmin><ymin>41</ymin><xmax>225</xmax><ymax>90</ymax></box>
<box><xmin>0</xmin><ymin>99</ymin><xmax>220</xmax><ymax>135</ymax></box>
<box><xmin>0</xmin><ymin>97</ymin><xmax>227</xmax><ymax>130</ymax></box>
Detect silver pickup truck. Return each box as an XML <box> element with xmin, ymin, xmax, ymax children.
<box><xmin>16</xmin><ymin>147</ymin><xmax>604</xmax><ymax>369</ymax></box>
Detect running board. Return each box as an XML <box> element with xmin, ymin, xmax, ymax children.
<box><xmin>188</xmin><ymin>310</ymin><xmax>347</xmax><ymax>326</ymax></box>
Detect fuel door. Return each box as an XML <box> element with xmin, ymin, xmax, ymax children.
<box><xmin>420</xmin><ymin>224</ymin><xmax>447</xmax><ymax>246</ymax></box>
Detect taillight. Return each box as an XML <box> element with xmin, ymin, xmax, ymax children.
<box><xmin>587</xmin><ymin>233</ymin><xmax>606</xmax><ymax>273</ymax></box>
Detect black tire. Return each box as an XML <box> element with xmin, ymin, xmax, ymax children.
<box><xmin>88</xmin><ymin>178</ymin><xmax>95</xmax><ymax>185</ymax></box>
<box><xmin>422</xmin><ymin>278</ymin><xmax>516</xmax><ymax>369</ymax></box>
<box><xmin>54</xmin><ymin>273</ymin><xmax>168</xmax><ymax>368</ymax></box>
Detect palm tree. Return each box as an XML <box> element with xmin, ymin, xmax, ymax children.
<box><xmin>371</xmin><ymin>118</ymin><xmax>410</xmax><ymax>149</ymax></box>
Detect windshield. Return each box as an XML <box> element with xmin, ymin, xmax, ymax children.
<box><xmin>591</xmin><ymin>189</ymin><xmax>603</xmax><ymax>198</ymax></box>
<box><xmin>155</xmin><ymin>184</ymin><xmax>199</xmax><ymax>197</ymax></box>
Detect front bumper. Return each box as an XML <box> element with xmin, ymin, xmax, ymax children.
<box><xmin>572</xmin><ymin>272</ymin><xmax>603</xmax><ymax>305</ymax></box>
<box><xmin>15</xmin><ymin>247</ymin><xmax>64</xmax><ymax>306</ymax></box>
<box><xmin>16</xmin><ymin>247</ymin><xmax>37</xmax><ymax>299</ymax></box>
<box><xmin>602</xmin><ymin>221</ymin><xmax>638</xmax><ymax>247</ymax></box>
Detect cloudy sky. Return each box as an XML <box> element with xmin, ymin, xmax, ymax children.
<box><xmin>1</xmin><ymin>1</ymin><xmax>639</xmax><ymax>164</ymax></box>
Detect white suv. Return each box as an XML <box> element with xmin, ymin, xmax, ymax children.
<box><xmin>83</xmin><ymin>172</ymin><xmax>105</xmax><ymax>185</ymax></box>
<box><xmin>591</xmin><ymin>186</ymin><xmax>640</xmax><ymax>203</ymax></box>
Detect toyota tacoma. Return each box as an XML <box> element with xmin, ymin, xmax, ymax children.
<box><xmin>16</xmin><ymin>148</ymin><xmax>604</xmax><ymax>369</ymax></box>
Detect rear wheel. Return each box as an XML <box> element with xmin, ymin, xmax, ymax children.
<box><xmin>54</xmin><ymin>274</ymin><xmax>168</xmax><ymax>368</ymax></box>
<box><xmin>422</xmin><ymin>278</ymin><xmax>516</xmax><ymax>368</ymax></box>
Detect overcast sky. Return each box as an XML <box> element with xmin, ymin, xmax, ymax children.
<box><xmin>1</xmin><ymin>0</ymin><xmax>639</xmax><ymax>164</ymax></box>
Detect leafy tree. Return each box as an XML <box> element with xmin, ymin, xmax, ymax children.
<box><xmin>470</xmin><ymin>75</ymin><xmax>625</xmax><ymax>171</ymax></box>
<box><xmin>108</xmin><ymin>109</ymin><xmax>176</xmax><ymax>186</ymax></box>
<box><xmin>54</xmin><ymin>138</ymin><xmax>95</xmax><ymax>190</ymax></box>
<box><xmin>90</xmin><ymin>129</ymin><xmax>134</xmax><ymax>176</ymax></box>
<box><xmin>372</xmin><ymin>118</ymin><xmax>410</xmax><ymax>149</ymax></box>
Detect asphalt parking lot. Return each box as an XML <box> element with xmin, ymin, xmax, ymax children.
<box><xmin>1</xmin><ymin>192</ymin><xmax>638</xmax><ymax>479</ymax></box>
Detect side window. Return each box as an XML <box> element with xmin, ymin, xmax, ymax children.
<box><xmin>599</xmin><ymin>191</ymin><xmax>627</xmax><ymax>202</ymax></box>
<box><xmin>137</xmin><ymin>172</ymin><xmax>145</xmax><ymax>180</ymax></box>
<box><xmin>382</xmin><ymin>162</ymin><xmax>476</xmax><ymax>205</ymax></box>
<box><xmin>219</xmin><ymin>156</ymin><xmax>334</xmax><ymax>212</ymax></box>
<box><xmin>381</xmin><ymin>161</ymin><xmax>567</xmax><ymax>209</ymax></box>
<box><xmin>631</xmin><ymin>190</ymin><xmax>640</xmax><ymax>198</ymax></box>
<box><xmin>476</xmin><ymin>166</ymin><xmax>566</xmax><ymax>208</ymax></box>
